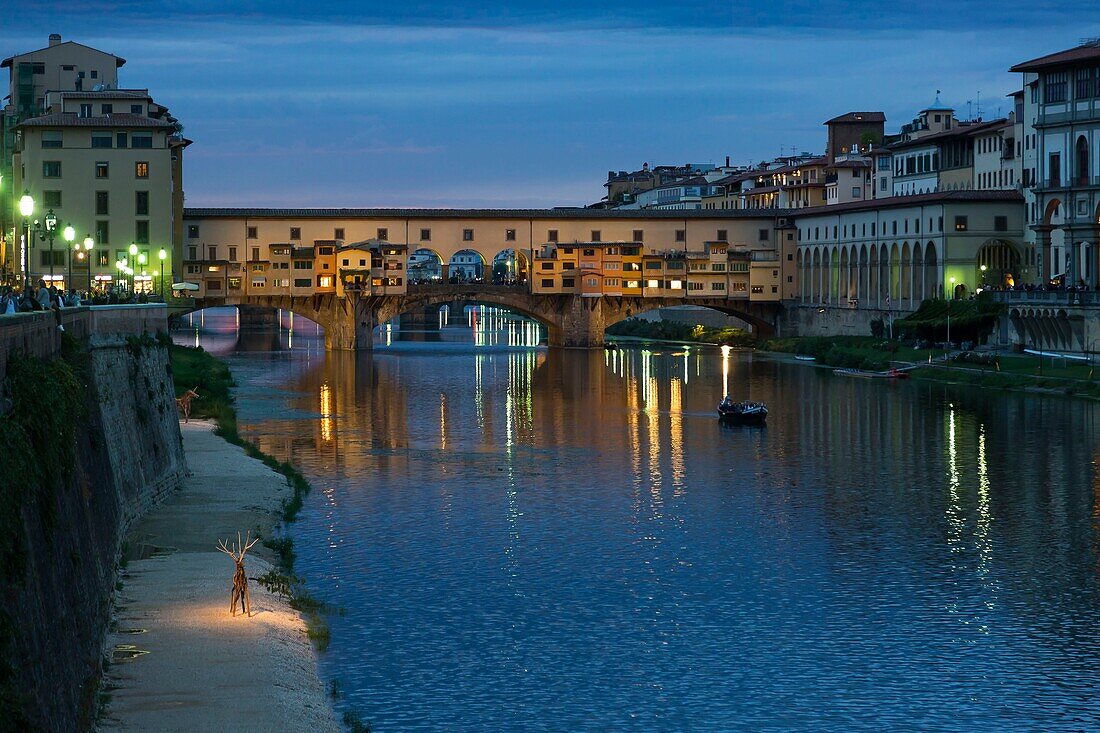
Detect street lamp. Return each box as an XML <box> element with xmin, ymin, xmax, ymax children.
<box><xmin>83</xmin><ymin>236</ymin><xmax>94</xmax><ymax>293</ymax></box>
<box><xmin>42</xmin><ymin>209</ymin><xmax>58</xmax><ymax>284</ymax></box>
<box><xmin>18</xmin><ymin>192</ymin><xmax>33</xmax><ymax>289</ymax></box>
<box><xmin>158</xmin><ymin>248</ymin><xmax>167</xmax><ymax>298</ymax></box>
<box><xmin>116</xmin><ymin>258</ymin><xmax>127</xmax><ymax>295</ymax></box>
<box><xmin>63</xmin><ymin>224</ymin><xmax>75</xmax><ymax>293</ymax></box>
<box><xmin>137</xmin><ymin>252</ymin><xmax>148</xmax><ymax>295</ymax></box>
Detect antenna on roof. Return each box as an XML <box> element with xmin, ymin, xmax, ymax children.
<box><xmin>976</xmin><ymin>90</ymin><xmax>982</xmax><ymax>120</ymax></box>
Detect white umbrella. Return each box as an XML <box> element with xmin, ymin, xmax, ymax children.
<box><xmin>172</xmin><ymin>282</ymin><xmax>200</xmax><ymax>291</ymax></box>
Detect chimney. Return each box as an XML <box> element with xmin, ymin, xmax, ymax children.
<box><xmin>725</xmin><ymin>155</ymin><xmax>730</xmax><ymax>167</ymax></box>
<box><xmin>49</xmin><ymin>33</ymin><xmax>62</xmax><ymax>46</ymax></box>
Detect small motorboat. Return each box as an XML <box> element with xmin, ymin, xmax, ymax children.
<box><xmin>795</xmin><ymin>355</ymin><xmax>816</xmax><ymax>362</ymax></box>
<box><xmin>832</xmin><ymin>367</ymin><xmax>910</xmax><ymax>380</ymax></box>
<box><xmin>718</xmin><ymin>397</ymin><xmax>768</xmax><ymax>425</ymax></box>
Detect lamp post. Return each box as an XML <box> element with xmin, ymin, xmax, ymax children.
<box><xmin>128</xmin><ymin>244</ymin><xmax>139</xmax><ymax>295</ymax></box>
<box><xmin>42</xmin><ymin>209</ymin><xmax>57</xmax><ymax>284</ymax></box>
<box><xmin>158</xmin><ymin>248</ymin><xmax>167</xmax><ymax>298</ymax></box>
<box><xmin>137</xmin><ymin>252</ymin><xmax>148</xmax><ymax>295</ymax></box>
<box><xmin>83</xmin><ymin>236</ymin><xmax>94</xmax><ymax>294</ymax></box>
<box><xmin>18</xmin><ymin>192</ymin><xmax>33</xmax><ymax>289</ymax></box>
<box><xmin>116</xmin><ymin>258</ymin><xmax>127</xmax><ymax>295</ymax></box>
<box><xmin>947</xmin><ymin>276</ymin><xmax>956</xmax><ymax>346</ymax></box>
<box><xmin>980</xmin><ymin>263</ymin><xmax>987</xmax><ymax>289</ymax></box>
<box><xmin>63</xmin><ymin>224</ymin><xmax>75</xmax><ymax>293</ymax></box>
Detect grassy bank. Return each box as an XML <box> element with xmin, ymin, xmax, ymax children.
<box><xmin>168</xmin><ymin>344</ymin><xmax>325</xmax><ymax>639</ymax></box>
<box><xmin>765</xmin><ymin>335</ymin><xmax>1100</xmax><ymax>399</ymax></box>
<box><xmin>607</xmin><ymin>317</ymin><xmax>755</xmax><ymax>347</ymax></box>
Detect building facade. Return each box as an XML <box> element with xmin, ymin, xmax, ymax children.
<box><xmin>3</xmin><ymin>34</ymin><xmax>187</xmax><ymax>291</ymax></box>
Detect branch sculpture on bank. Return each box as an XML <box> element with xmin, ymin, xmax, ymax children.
<box><xmin>216</xmin><ymin>531</ymin><xmax>260</xmax><ymax>617</ymax></box>
<box><xmin>176</xmin><ymin>386</ymin><xmax>200</xmax><ymax>423</ymax></box>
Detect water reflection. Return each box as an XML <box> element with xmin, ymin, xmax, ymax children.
<box><xmin>183</xmin><ymin>316</ymin><xmax>1100</xmax><ymax>732</ymax></box>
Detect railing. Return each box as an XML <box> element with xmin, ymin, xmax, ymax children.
<box><xmin>990</xmin><ymin>290</ymin><xmax>1100</xmax><ymax>306</ymax></box>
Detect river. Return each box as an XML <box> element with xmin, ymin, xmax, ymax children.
<box><xmin>179</xmin><ymin>308</ymin><xmax>1100</xmax><ymax>732</ymax></box>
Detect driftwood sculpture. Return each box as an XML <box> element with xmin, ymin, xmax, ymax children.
<box><xmin>176</xmin><ymin>387</ymin><xmax>200</xmax><ymax>423</ymax></box>
<box><xmin>216</xmin><ymin>531</ymin><xmax>259</xmax><ymax>617</ymax></box>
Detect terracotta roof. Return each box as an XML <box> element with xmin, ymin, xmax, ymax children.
<box><xmin>790</xmin><ymin>189</ymin><xmax>1023</xmax><ymax>217</ymax></box>
<box><xmin>824</xmin><ymin>111</ymin><xmax>886</xmax><ymax>124</ymax></box>
<box><xmin>17</xmin><ymin>112</ymin><xmax>173</xmax><ymax>129</ymax></box>
<box><xmin>2</xmin><ymin>40</ymin><xmax>126</xmax><ymax>68</ymax></box>
<box><xmin>828</xmin><ymin>159</ymin><xmax>871</xmax><ymax>169</ymax></box>
<box><xmin>886</xmin><ymin>118</ymin><xmax>1007</xmax><ymax>150</ymax></box>
<box><xmin>58</xmin><ymin>90</ymin><xmax>150</xmax><ymax>99</ymax></box>
<box><xmin>1010</xmin><ymin>42</ymin><xmax>1100</xmax><ymax>72</ymax></box>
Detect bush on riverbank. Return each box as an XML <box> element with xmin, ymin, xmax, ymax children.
<box><xmin>764</xmin><ymin>335</ymin><xmax>899</xmax><ymax>370</ymax></box>
<box><xmin>894</xmin><ymin>295</ymin><xmax>1004</xmax><ymax>343</ymax></box>
<box><xmin>607</xmin><ymin>317</ymin><xmax>755</xmax><ymax>346</ymax></box>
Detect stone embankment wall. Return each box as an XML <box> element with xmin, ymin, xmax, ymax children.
<box><xmin>0</xmin><ymin>306</ymin><xmax>185</xmax><ymax>731</ymax></box>
<box><xmin>784</xmin><ymin>303</ymin><xmax>911</xmax><ymax>338</ymax></box>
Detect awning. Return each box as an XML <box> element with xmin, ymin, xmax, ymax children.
<box><xmin>172</xmin><ymin>281</ymin><xmax>200</xmax><ymax>291</ymax></box>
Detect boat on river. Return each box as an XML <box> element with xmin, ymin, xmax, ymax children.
<box><xmin>832</xmin><ymin>367</ymin><xmax>910</xmax><ymax>380</ymax></box>
<box><xmin>795</xmin><ymin>355</ymin><xmax>816</xmax><ymax>362</ymax></box>
<box><xmin>718</xmin><ymin>397</ymin><xmax>768</xmax><ymax>425</ymax></box>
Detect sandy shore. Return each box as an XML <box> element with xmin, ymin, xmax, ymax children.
<box><xmin>98</xmin><ymin>421</ymin><xmax>340</xmax><ymax>732</ymax></box>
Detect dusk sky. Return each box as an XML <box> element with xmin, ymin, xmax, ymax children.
<box><xmin>9</xmin><ymin>1</ymin><xmax>1100</xmax><ymax>208</ymax></box>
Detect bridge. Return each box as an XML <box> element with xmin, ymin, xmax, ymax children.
<box><xmin>180</xmin><ymin>284</ymin><xmax>784</xmax><ymax>350</ymax></box>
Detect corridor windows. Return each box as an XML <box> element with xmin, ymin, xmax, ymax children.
<box><xmin>1043</xmin><ymin>71</ymin><xmax>1068</xmax><ymax>103</ymax></box>
<box><xmin>954</xmin><ymin>216</ymin><xmax>968</xmax><ymax>232</ymax></box>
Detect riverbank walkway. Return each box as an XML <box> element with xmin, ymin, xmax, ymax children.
<box><xmin>98</xmin><ymin>422</ymin><xmax>339</xmax><ymax>732</ymax></box>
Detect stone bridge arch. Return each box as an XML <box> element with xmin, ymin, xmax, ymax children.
<box><xmin>173</xmin><ymin>294</ymin><xmax>345</xmax><ymax>348</ymax></box>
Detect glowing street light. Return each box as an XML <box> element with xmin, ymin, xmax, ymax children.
<box><xmin>83</xmin><ymin>236</ymin><xmax>94</xmax><ymax>293</ymax></box>
<box><xmin>158</xmin><ymin>248</ymin><xmax>167</xmax><ymax>297</ymax></box>
<box><xmin>63</xmin><ymin>224</ymin><xmax>75</xmax><ymax>292</ymax></box>
<box><xmin>947</xmin><ymin>276</ymin><xmax>956</xmax><ymax>346</ymax></box>
<box><xmin>18</xmin><ymin>192</ymin><xmax>33</xmax><ymax>288</ymax></box>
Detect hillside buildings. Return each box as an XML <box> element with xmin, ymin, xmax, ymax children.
<box><xmin>2</xmin><ymin>34</ymin><xmax>188</xmax><ymax>291</ymax></box>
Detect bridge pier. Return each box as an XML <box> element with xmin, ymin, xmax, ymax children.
<box><xmin>555</xmin><ymin>296</ymin><xmax>608</xmax><ymax>348</ymax></box>
<box><xmin>237</xmin><ymin>304</ymin><xmax>279</xmax><ymax>330</ymax></box>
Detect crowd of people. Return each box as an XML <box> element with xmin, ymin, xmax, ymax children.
<box><xmin>0</xmin><ymin>280</ymin><xmax>84</xmax><ymax>314</ymax></box>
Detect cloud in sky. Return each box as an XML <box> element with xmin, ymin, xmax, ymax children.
<box><xmin>7</xmin><ymin>2</ymin><xmax>1100</xmax><ymax>206</ymax></box>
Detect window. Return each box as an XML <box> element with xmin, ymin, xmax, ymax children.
<box><xmin>132</xmin><ymin>162</ymin><xmax>149</xmax><ymax>181</ymax></box>
<box><xmin>226</xmin><ymin>246</ymin><xmax>236</xmax><ymax>261</ymax></box>
<box><xmin>293</xmin><ymin>260</ymin><xmax>312</xmax><ymax>270</ymax></box>
<box><xmin>101</xmin><ymin>104</ymin><xmax>113</xmax><ymax>115</ymax></box>
<box><xmin>562</xmin><ymin>277</ymin><xmax>575</xmax><ymax>288</ymax></box>
<box><xmin>43</xmin><ymin>161</ymin><xmax>61</xmax><ymax>177</ymax></box>
<box><xmin>208</xmin><ymin>245</ymin><xmax>217</xmax><ymax>260</ymax></box>
<box><xmin>1049</xmin><ymin>152</ymin><xmax>1061</xmax><ymax>187</ymax></box>
<box><xmin>505</xmin><ymin>229</ymin><xmax>516</xmax><ymax>241</ymax></box>
<box><xmin>591</xmin><ymin>230</ymin><xmax>601</xmax><ymax>242</ymax></box>
<box><xmin>954</xmin><ymin>216</ymin><xmax>968</xmax><ymax>232</ymax></box>
<box><xmin>131</xmin><ymin>104</ymin><xmax>142</xmax><ymax>115</ymax></box>
<box><xmin>420</xmin><ymin>228</ymin><xmax>431</xmax><ymax>241</ymax></box>
<box><xmin>562</xmin><ymin>262</ymin><xmax>575</xmax><ymax>270</ymax></box>
<box><xmin>244</xmin><ymin>226</ymin><xmax>258</xmax><ymax>240</ymax></box>
<box><xmin>115</xmin><ymin>132</ymin><xmax>128</xmax><ymax>149</ymax></box>
<box><xmin>583</xmin><ymin>248</ymin><xmax>596</xmax><ymax>257</ymax></box>
<box><xmin>994</xmin><ymin>216</ymin><xmax>1008</xmax><ymax>232</ymax></box>
<box><xmin>546</xmin><ymin>229</ymin><xmax>559</xmax><ymax>242</ymax></box>
<box><xmin>852</xmin><ymin>187</ymin><xmax>861</xmax><ymax>198</ymax></box>
<box><xmin>131</xmin><ymin>134</ymin><xmax>153</xmax><ymax>149</ymax></box>
<box><xmin>188</xmin><ymin>246</ymin><xmax>197</xmax><ymax>260</ymax></box>
<box><xmin>711</xmin><ymin>282</ymin><xmax>726</xmax><ymax>291</ymax></box>
<box><xmin>41</xmin><ymin>131</ymin><xmax>62</xmax><ymax>148</ymax></box>
<box><xmin>95</xmin><ymin>191</ymin><xmax>109</xmax><ymax>216</ymax></box>
<box><xmin>334</xmin><ymin>228</ymin><xmax>345</xmax><ymax>240</ymax></box>
<box><xmin>135</xmin><ymin>220</ymin><xmax>149</xmax><ymax>244</ymax></box>
<box><xmin>38</xmin><ymin>190</ymin><xmax>63</xmax><ymax>210</ymax></box>
<box><xmin>79</xmin><ymin>103</ymin><xmax>92</xmax><ymax>118</ymax></box>
<box><xmin>99</xmin><ymin>252</ymin><xmax>111</xmax><ymax>267</ymax></box>
<box><xmin>758</xmin><ymin>229</ymin><xmax>769</xmax><ymax>241</ymax></box>
<box><xmin>377</xmin><ymin>228</ymin><xmax>388</xmax><ymax>240</ymax></box>
<box><xmin>95</xmin><ymin>220</ymin><xmax>109</xmax><ymax>245</ymax></box>
<box><xmin>294</xmin><ymin>278</ymin><xmax>312</xmax><ymax>288</ymax></box>
<box><xmin>134</xmin><ymin>191</ymin><xmax>149</xmax><ymax>216</ymax></box>
<box><xmin>463</xmin><ymin>229</ymin><xmax>474</xmax><ymax>241</ymax></box>
<box><xmin>1044</xmin><ymin>71</ymin><xmax>1068</xmax><ymax>103</ymax></box>
<box><xmin>40</xmin><ymin>250</ymin><xmax>66</xmax><ymax>267</ymax></box>
<box><xmin>633</xmin><ymin>229</ymin><xmax>644</xmax><ymax>242</ymax></box>
<box><xmin>95</xmin><ymin>161</ymin><xmax>109</xmax><ymax>178</ymax></box>
<box><xmin>90</xmin><ymin>70</ymin><xmax>98</xmax><ymax>79</ymax></box>
<box><xmin>187</xmin><ymin>225</ymin><xmax>200</xmax><ymax>239</ymax></box>
<box><xmin>540</xmin><ymin>262</ymin><xmax>554</xmax><ymax>270</ymax></box>
<box><xmin>290</xmin><ymin>227</ymin><xmax>301</xmax><ymax>240</ymax></box>
<box><xmin>675</xmin><ymin>229</ymin><xmax>687</xmax><ymax>242</ymax></box>
<box><xmin>717</xmin><ymin>229</ymin><xmax>728</xmax><ymax>241</ymax></box>
<box><xmin>541</xmin><ymin>278</ymin><xmax>554</xmax><ymax>288</ymax></box>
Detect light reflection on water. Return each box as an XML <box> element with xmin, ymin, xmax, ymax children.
<box><xmin>178</xmin><ymin>308</ymin><xmax>1100</xmax><ymax>732</ymax></box>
